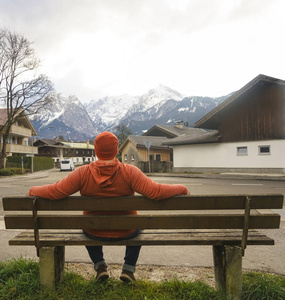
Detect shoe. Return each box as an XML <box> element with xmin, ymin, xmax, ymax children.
<box><xmin>96</xmin><ymin>264</ymin><xmax>109</xmax><ymax>282</ymax></box>
<box><xmin>120</xmin><ymin>270</ymin><xmax>136</xmax><ymax>283</ymax></box>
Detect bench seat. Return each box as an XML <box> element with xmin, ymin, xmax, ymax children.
<box><xmin>9</xmin><ymin>229</ymin><xmax>275</xmax><ymax>246</ymax></box>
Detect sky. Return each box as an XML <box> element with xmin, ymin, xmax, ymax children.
<box><xmin>1</xmin><ymin>0</ymin><xmax>285</xmax><ymax>103</ymax></box>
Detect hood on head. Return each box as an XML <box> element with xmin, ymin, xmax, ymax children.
<box><xmin>94</xmin><ymin>131</ymin><xmax>119</xmax><ymax>160</ymax></box>
<box><xmin>88</xmin><ymin>159</ymin><xmax>120</xmax><ymax>187</ymax></box>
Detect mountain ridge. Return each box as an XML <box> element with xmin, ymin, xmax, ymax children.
<box><xmin>29</xmin><ymin>85</ymin><xmax>232</xmax><ymax>141</ymax></box>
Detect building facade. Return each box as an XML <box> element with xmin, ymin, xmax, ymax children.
<box><xmin>119</xmin><ymin>135</ymin><xmax>173</xmax><ymax>172</ymax></box>
<box><xmin>34</xmin><ymin>139</ymin><xmax>95</xmax><ymax>166</ymax></box>
<box><xmin>166</xmin><ymin>74</ymin><xmax>285</xmax><ymax>174</ymax></box>
<box><xmin>0</xmin><ymin>109</ymin><xmax>38</xmax><ymax>158</ymax></box>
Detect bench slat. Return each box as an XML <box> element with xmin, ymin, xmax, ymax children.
<box><xmin>5</xmin><ymin>214</ymin><xmax>281</xmax><ymax>230</ymax></box>
<box><xmin>3</xmin><ymin>194</ymin><xmax>283</xmax><ymax>211</ymax></box>
<box><xmin>8</xmin><ymin>229</ymin><xmax>275</xmax><ymax>246</ymax></box>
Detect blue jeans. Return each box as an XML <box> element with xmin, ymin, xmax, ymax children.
<box><xmin>84</xmin><ymin>230</ymin><xmax>142</xmax><ymax>273</ymax></box>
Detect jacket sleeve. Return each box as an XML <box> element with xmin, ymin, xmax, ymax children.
<box><xmin>125</xmin><ymin>165</ymin><xmax>188</xmax><ymax>200</ymax></box>
<box><xmin>28</xmin><ymin>167</ymin><xmax>85</xmax><ymax>200</ymax></box>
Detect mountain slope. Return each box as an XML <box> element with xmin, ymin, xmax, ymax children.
<box><xmin>115</xmin><ymin>95</ymin><xmax>228</xmax><ymax>134</ymax></box>
<box><xmin>31</xmin><ymin>86</ymin><xmax>231</xmax><ymax>141</ymax></box>
<box><xmin>31</xmin><ymin>93</ymin><xmax>100</xmax><ymax>140</ymax></box>
<box><xmin>85</xmin><ymin>94</ymin><xmax>139</xmax><ymax>130</ymax></box>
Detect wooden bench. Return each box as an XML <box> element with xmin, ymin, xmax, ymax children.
<box><xmin>3</xmin><ymin>194</ymin><xmax>283</xmax><ymax>300</ymax></box>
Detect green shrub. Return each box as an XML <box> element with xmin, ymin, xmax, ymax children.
<box><xmin>6</xmin><ymin>156</ymin><xmax>54</xmax><ymax>172</ymax></box>
<box><xmin>33</xmin><ymin>156</ymin><xmax>54</xmax><ymax>172</ymax></box>
<box><xmin>0</xmin><ymin>169</ymin><xmax>13</xmax><ymax>176</ymax></box>
<box><xmin>6</xmin><ymin>168</ymin><xmax>25</xmax><ymax>175</ymax></box>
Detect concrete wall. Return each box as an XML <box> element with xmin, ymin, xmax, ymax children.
<box><xmin>173</xmin><ymin>139</ymin><xmax>285</xmax><ymax>174</ymax></box>
<box><xmin>121</xmin><ymin>141</ymin><xmax>172</xmax><ymax>168</ymax></box>
<box><xmin>121</xmin><ymin>142</ymin><xmax>140</xmax><ymax>166</ymax></box>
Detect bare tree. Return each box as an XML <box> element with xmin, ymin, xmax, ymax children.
<box><xmin>115</xmin><ymin>123</ymin><xmax>132</xmax><ymax>145</ymax></box>
<box><xmin>0</xmin><ymin>28</ymin><xmax>54</xmax><ymax>168</ymax></box>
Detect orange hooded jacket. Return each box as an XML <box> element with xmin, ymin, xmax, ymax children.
<box><xmin>29</xmin><ymin>159</ymin><xmax>188</xmax><ymax>238</ymax></box>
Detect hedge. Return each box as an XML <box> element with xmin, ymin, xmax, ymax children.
<box><xmin>0</xmin><ymin>168</ymin><xmax>26</xmax><ymax>176</ymax></box>
<box><xmin>0</xmin><ymin>169</ymin><xmax>13</xmax><ymax>176</ymax></box>
<box><xmin>6</xmin><ymin>156</ymin><xmax>54</xmax><ymax>172</ymax></box>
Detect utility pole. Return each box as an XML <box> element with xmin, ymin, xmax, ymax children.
<box><xmin>144</xmin><ymin>140</ymin><xmax>152</xmax><ymax>173</ymax></box>
<box><xmin>31</xmin><ymin>135</ymin><xmax>34</xmax><ymax>173</ymax></box>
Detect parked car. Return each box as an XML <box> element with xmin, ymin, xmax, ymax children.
<box><xmin>60</xmin><ymin>159</ymin><xmax>75</xmax><ymax>171</ymax></box>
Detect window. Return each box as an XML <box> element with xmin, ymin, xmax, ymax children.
<box><xmin>131</xmin><ymin>154</ymin><xmax>135</xmax><ymax>161</ymax></box>
<box><xmin>149</xmin><ymin>154</ymin><xmax>154</xmax><ymax>161</ymax></box>
<box><xmin>237</xmin><ymin>146</ymin><xmax>248</xmax><ymax>156</ymax></box>
<box><xmin>124</xmin><ymin>154</ymin><xmax>128</xmax><ymax>161</ymax></box>
<box><xmin>156</xmin><ymin>154</ymin><xmax>161</xmax><ymax>161</ymax></box>
<box><xmin>259</xmin><ymin>145</ymin><xmax>270</xmax><ymax>155</ymax></box>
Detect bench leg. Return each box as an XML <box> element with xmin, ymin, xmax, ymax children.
<box><xmin>39</xmin><ymin>246</ymin><xmax>65</xmax><ymax>289</ymax></box>
<box><xmin>213</xmin><ymin>245</ymin><xmax>242</xmax><ymax>300</ymax></box>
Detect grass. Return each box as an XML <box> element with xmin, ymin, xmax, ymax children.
<box><xmin>242</xmin><ymin>272</ymin><xmax>285</xmax><ymax>300</ymax></box>
<box><xmin>0</xmin><ymin>259</ymin><xmax>284</xmax><ymax>300</ymax></box>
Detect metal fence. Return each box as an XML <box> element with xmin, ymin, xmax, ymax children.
<box><xmin>138</xmin><ymin>161</ymin><xmax>173</xmax><ymax>173</ymax></box>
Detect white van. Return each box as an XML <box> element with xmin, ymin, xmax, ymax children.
<box><xmin>60</xmin><ymin>159</ymin><xmax>75</xmax><ymax>171</ymax></box>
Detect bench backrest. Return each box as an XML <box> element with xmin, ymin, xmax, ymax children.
<box><xmin>3</xmin><ymin>194</ymin><xmax>283</xmax><ymax>231</ymax></box>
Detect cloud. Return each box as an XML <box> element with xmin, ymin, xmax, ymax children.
<box><xmin>1</xmin><ymin>0</ymin><xmax>285</xmax><ymax>101</ymax></box>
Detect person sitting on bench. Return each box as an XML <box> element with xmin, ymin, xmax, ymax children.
<box><xmin>28</xmin><ymin>131</ymin><xmax>189</xmax><ymax>282</ymax></box>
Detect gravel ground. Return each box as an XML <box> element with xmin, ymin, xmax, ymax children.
<box><xmin>65</xmin><ymin>263</ymin><xmax>216</xmax><ymax>287</ymax></box>
<box><xmin>65</xmin><ymin>263</ymin><xmax>285</xmax><ymax>288</ymax></box>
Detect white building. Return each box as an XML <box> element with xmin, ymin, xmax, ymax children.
<box><xmin>164</xmin><ymin>74</ymin><xmax>285</xmax><ymax>174</ymax></box>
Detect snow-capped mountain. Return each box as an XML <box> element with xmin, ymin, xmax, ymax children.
<box><xmin>116</xmin><ymin>94</ymin><xmax>227</xmax><ymax>135</ymax></box>
<box><xmin>31</xmin><ymin>85</ymin><xmax>231</xmax><ymax>141</ymax></box>
<box><xmin>31</xmin><ymin>93</ymin><xmax>101</xmax><ymax>140</ymax></box>
<box><xmin>126</xmin><ymin>84</ymin><xmax>184</xmax><ymax>115</ymax></box>
<box><xmin>85</xmin><ymin>94</ymin><xmax>139</xmax><ymax>129</ymax></box>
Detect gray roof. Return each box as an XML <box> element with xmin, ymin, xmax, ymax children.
<box><xmin>129</xmin><ymin>135</ymin><xmax>171</xmax><ymax>147</ymax></box>
<box><xmin>34</xmin><ymin>139</ymin><xmax>58</xmax><ymax>146</ymax></box>
<box><xmin>119</xmin><ymin>135</ymin><xmax>172</xmax><ymax>151</ymax></box>
<box><xmin>143</xmin><ymin>124</ymin><xmax>200</xmax><ymax>138</ymax></box>
<box><xmin>162</xmin><ymin>130</ymin><xmax>220</xmax><ymax>146</ymax></box>
<box><xmin>34</xmin><ymin>139</ymin><xmax>72</xmax><ymax>149</ymax></box>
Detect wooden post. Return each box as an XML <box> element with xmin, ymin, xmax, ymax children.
<box><xmin>213</xmin><ymin>245</ymin><xmax>242</xmax><ymax>300</ymax></box>
<box><xmin>39</xmin><ymin>246</ymin><xmax>65</xmax><ymax>289</ymax></box>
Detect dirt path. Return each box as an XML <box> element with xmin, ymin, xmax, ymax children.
<box><xmin>65</xmin><ymin>263</ymin><xmax>224</xmax><ymax>287</ymax></box>
<box><xmin>66</xmin><ymin>262</ymin><xmax>285</xmax><ymax>288</ymax></box>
